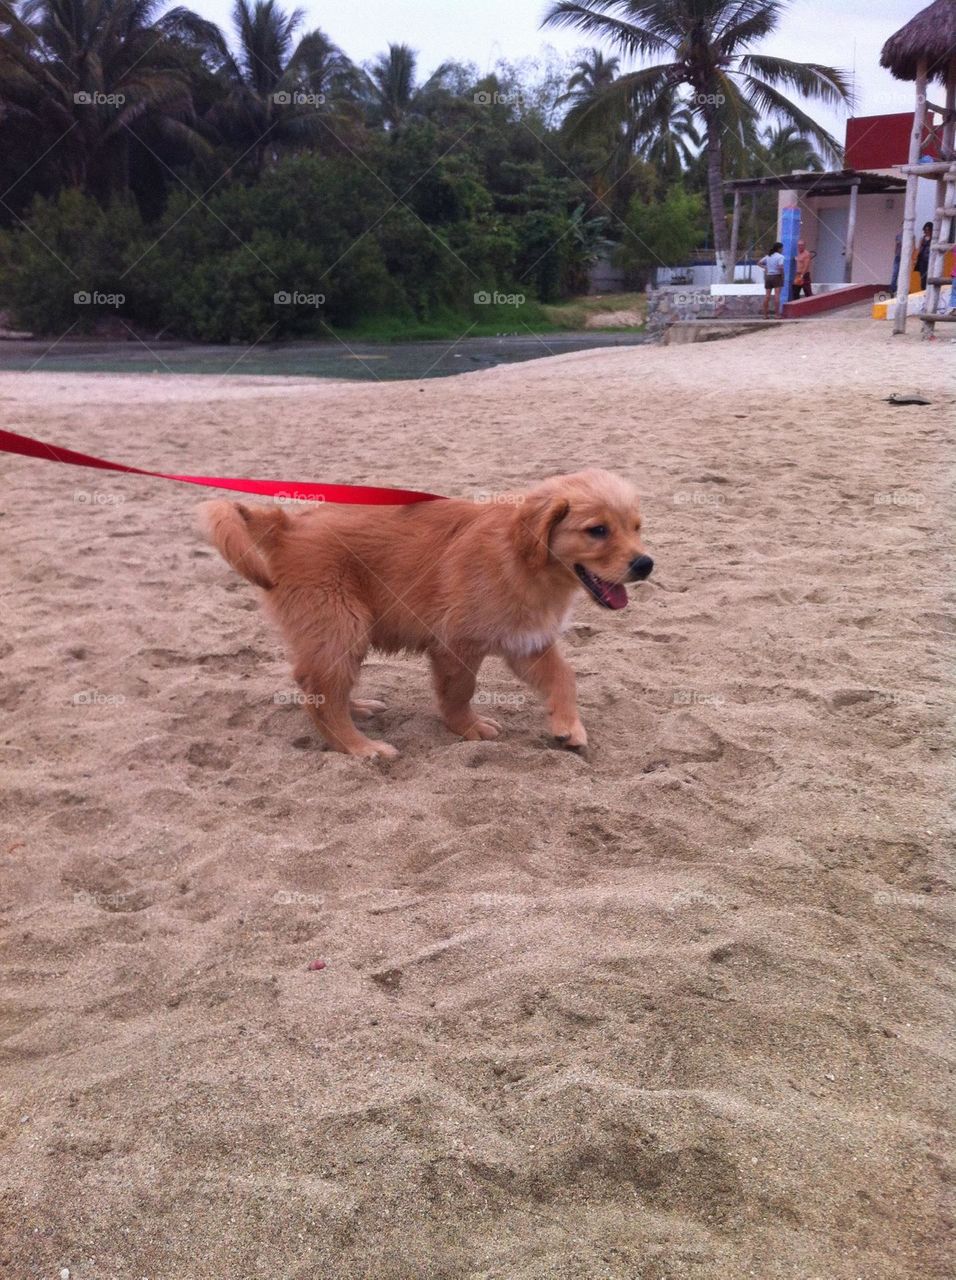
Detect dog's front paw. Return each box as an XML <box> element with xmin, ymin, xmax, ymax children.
<box><xmin>461</xmin><ymin>717</ymin><xmax>500</xmax><ymax>742</ymax></box>
<box><xmin>553</xmin><ymin>717</ymin><xmax>588</xmax><ymax>750</ymax></box>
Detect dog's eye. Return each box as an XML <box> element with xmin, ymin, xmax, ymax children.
<box><xmin>587</xmin><ymin>525</ymin><xmax>609</xmax><ymax>539</ymax></box>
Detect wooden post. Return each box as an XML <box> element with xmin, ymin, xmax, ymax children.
<box><xmin>933</xmin><ymin>59</ymin><xmax>955</xmax><ymax>211</ymax></box>
<box><xmin>844</xmin><ymin>180</ymin><xmax>860</xmax><ymax>283</ymax></box>
<box><xmin>894</xmin><ymin>58</ymin><xmax>928</xmax><ymax>334</ymax></box>
<box><xmin>728</xmin><ymin>189</ymin><xmax>741</xmax><ymax>282</ymax></box>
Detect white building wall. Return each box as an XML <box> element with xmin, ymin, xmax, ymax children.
<box><xmin>776</xmin><ymin>182</ymin><xmax>935</xmax><ymax>286</ymax></box>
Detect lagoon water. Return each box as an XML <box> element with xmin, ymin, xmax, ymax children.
<box><xmin>0</xmin><ymin>331</ymin><xmax>646</xmax><ymax>380</ymax></box>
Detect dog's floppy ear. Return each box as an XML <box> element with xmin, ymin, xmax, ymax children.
<box><xmin>514</xmin><ymin>492</ymin><xmax>570</xmax><ymax>569</ymax></box>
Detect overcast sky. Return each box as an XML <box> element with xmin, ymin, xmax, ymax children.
<box><xmin>187</xmin><ymin>0</ymin><xmax>921</xmax><ymax>139</ymax></box>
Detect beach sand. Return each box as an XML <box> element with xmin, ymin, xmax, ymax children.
<box><xmin>0</xmin><ymin>319</ymin><xmax>953</xmax><ymax>1279</ymax></box>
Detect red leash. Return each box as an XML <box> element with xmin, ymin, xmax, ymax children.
<box><xmin>0</xmin><ymin>427</ymin><xmax>445</xmax><ymax>505</ymax></box>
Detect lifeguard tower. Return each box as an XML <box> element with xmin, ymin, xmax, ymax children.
<box><xmin>881</xmin><ymin>0</ymin><xmax>956</xmax><ymax>335</ymax></box>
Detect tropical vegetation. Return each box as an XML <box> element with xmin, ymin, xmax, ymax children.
<box><xmin>0</xmin><ymin>0</ymin><xmax>850</xmax><ymax>337</ymax></box>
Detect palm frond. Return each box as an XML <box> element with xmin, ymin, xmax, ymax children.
<box><xmin>714</xmin><ymin>2</ymin><xmax>781</xmax><ymax>56</ymax></box>
<box><xmin>737</xmin><ymin>54</ymin><xmax>854</xmax><ymax>109</ymax></box>
<box><xmin>541</xmin><ymin>0</ymin><xmax>675</xmax><ymax>58</ymax></box>
<box><xmin>561</xmin><ymin>61</ymin><xmax>675</xmax><ymax>138</ymax></box>
<box><xmin>738</xmin><ymin>73</ymin><xmax>844</xmax><ymax>164</ymax></box>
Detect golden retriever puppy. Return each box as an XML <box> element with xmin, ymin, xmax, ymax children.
<box><xmin>199</xmin><ymin>470</ymin><xmax>652</xmax><ymax>758</ymax></box>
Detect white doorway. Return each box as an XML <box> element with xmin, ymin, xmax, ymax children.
<box><xmin>814</xmin><ymin>206</ymin><xmax>849</xmax><ymax>282</ymax></box>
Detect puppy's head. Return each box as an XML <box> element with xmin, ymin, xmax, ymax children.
<box><xmin>515</xmin><ymin>469</ymin><xmax>651</xmax><ymax>609</ymax></box>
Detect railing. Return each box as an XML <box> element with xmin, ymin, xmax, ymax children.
<box><xmin>654</xmin><ymin>261</ymin><xmax>759</xmax><ymax>287</ymax></box>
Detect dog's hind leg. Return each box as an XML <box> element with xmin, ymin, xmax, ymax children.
<box><xmin>429</xmin><ymin>647</ymin><xmax>498</xmax><ymax>741</ymax></box>
<box><xmin>286</xmin><ymin>605</ymin><xmax>397</xmax><ymax>759</ymax></box>
<box><xmin>505</xmin><ymin>643</ymin><xmax>587</xmax><ymax>749</ymax></box>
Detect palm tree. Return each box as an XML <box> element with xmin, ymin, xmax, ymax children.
<box><xmin>206</xmin><ymin>0</ymin><xmax>360</xmax><ymax>172</ymax></box>
<box><xmin>559</xmin><ymin>51</ymin><xmax>699</xmax><ymax>203</ymax></box>
<box><xmin>0</xmin><ymin>0</ymin><xmax>219</xmax><ymax>200</ymax></box>
<box><xmin>362</xmin><ymin>42</ymin><xmax>456</xmax><ymax>130</ymax></box>
<box><xmin>559</xmin><ymin>47</ymin><xmax>620</xmax><ymax>119</ymax></box>
<box><xmin>631</xmin><ymin>88</ymin><xmax>701</xmax><ymax>179</ymax></box>
<box><xmin>557</xmin><ymin>47</ymin><xmax>629</xmax><ymax>193</ymax></box>
<box><xmin>759</xmin><ymin>121</ymin><xmax>825</xmax><ymax>175</ymax></box>
<box><xmin>542</xmin><ymin>0</ymin><xmax>852</xmax><ymax>279</ymax></box>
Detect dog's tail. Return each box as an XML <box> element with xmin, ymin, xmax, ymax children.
<box><xmin>198</xmin><ymin>500</ymin><xmax>289</xmax><ymax>591</ymax></box>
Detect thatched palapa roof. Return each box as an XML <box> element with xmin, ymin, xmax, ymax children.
<box><xmin>880</xmin><ymin>0</ymin><xmax>956</xmax><ymax>83</ymax></box>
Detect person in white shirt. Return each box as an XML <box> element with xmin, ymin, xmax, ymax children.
<box><xmin>758</xmin><ymin>241</ymin><xmax>785</xmax><ymax>318</ymax></box>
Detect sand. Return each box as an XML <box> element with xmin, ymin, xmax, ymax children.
<box><xmin>0</xmin><ymin>318</ymin><xmax>953</xmax><ymax>1280</ymax></box>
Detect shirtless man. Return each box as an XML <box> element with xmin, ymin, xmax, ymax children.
<box><xmin>794</xmin><ymin>240</ymin><xmax>813</xmax><ymax>297</ymax></box>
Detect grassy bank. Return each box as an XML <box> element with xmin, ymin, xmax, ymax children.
<box><xmin>335</xmin><ymin>293</ymin><xmax>647</xmax><ymax>342</ymax></box>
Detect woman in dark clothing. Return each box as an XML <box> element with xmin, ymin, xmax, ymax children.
<box><xmin>915</xmin><ymin>222</ymin><xmax>933</xmax><ymax>290</ymax></box>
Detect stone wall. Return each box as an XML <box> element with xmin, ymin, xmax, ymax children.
<box><xmin>645</xmin><ymin>285</ymin><xmax>766</xmax><ymax>337</ymax></box>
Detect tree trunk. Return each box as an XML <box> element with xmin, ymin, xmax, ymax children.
<box><xmin>704</xmin><ymin>114</ymin><xmax>730</xmax><ymax>283</ymax></box>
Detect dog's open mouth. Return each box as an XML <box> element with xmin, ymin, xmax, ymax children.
<box><xmin>574</xmin><ymin>565</ymin><xmax>629</xmax><ymax>610</ymax></box>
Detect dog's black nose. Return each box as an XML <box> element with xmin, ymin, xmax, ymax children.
<box><xmin>629</xmin><ymin>555</ymin><xmax>654</xmax><ymax>581</ymax></box>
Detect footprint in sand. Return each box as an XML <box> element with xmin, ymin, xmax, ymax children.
<box><xmin>370</xmin><ymin>967</ymin><xmax>403</xmax><ymax>994</ymax></box>
<box><xmin>828</xmin><ymin>688</ymin><xmax>912</xmax><ymax>718</ymax></box>
<box><xmin>564</xmin><ymin>623</ymin><xmax>599</xmax><ymax>647</ymax></box>
<box><xmin>51</xmin><ymin>804</ymin><xmax>116</xmax><ymax>836</ymax></box>
<box><xmin>186</xmin><ymin>741</ymin><xmax>233</xmax><ymax>769</ymax></box>
<box><xmin>61</xmin><ymin>853</ymin><xmax>150</xmax><ymax>912</ymax></box>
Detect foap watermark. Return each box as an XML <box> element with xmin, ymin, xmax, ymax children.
<box><xmin>474</xmin><ymin>289</ymin><xmax>525</xmax><ymax>307</ymax></box>
<box><xmin>273</xmin><ymin>889</ymin><xmax>324</xmax><ymax>908</ymax></box>
<box><xmin>874</xmin><ymin>490</ymin><xmax>925</xmax><ymax>508</ymax></box>
<box><xmin>272</xmin><ymin>90</ymin><xmax>326</xmax><ymax>107</ymax></box>
<box><xmin>74</xmin><ymin>90</ymin><xmax>125</xmax><ymax>106</ymax></box>
<box><xmin>672</xmin><ymin>689</ymin><xmax>725</xmax><ymax>708</ymax></box>
<box><xmin>867</xmin><ymin>689</ymin><xmax>921</xmax><ymax>708</ymax></box>
<box><xmin>472</xmin><ymin>489</ymin><xmax>525</xmax><ymax>506</ymax></box>
<box><xmin>692</xmin><ymin>91</ymin><xmax>725</xmax><ymax>106</ymax></box>
<box><xmin>74</xmin><ymin>490</ymin><xmax>125</xmax><ymax>506</ymax></box>
<box><xmin>473</xmin><ymin>89</ymin><xmax>524</xmax><ymax>108</ymax></box>
<box><xmin>669</xmin><ymin>888</ymin><xmax>726</xmax><ymax>911</ymax></box>
<box><xmin>274</xmin><ymin>290</ymin><xmax>325</xmax><ymax>307</ymax></box>
<box><xmin>272</xmin><ymin>490</ymin><xmax>325</xmax><ymax>507</ymax></box>
<box><xmin>73</xmin><ymin>889</ymin><xmax>130</xmax><ymax>908</ymax></box>
<box><xmin>274</xmin><ymin>690</ymin><xmax>325</xmax><ymax>707</ymax></box>
<box><xmin>674</xmin><ymin>490</ymin><xmax>725</xmax><ymax>507</ymax></box>
<box><xmin>72</xmin><ymin>690</ymin><xmax>126</xmax><ymax>707</ymax></box>
<box><xmin>475</xmin><ymin>690</ymin><xmax>526</xmax><ymax>709</ymax></box>
<box><xmin>74</xmin><ymin>290</ymin><xmax>125</xmax><ymax>308</ymax></box>
<box><xmin>873</xmin><ymin>889</ymin><xmax>930</xmax><ymax>908</ymax></box>
<box><xmin>673</xmin><ymin>290</ymin><xmax>710</xmax><ymax>307</ymax></box>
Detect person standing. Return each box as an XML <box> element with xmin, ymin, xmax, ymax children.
<box><xmin>757</xmin><ymin>241</ymin><xmax>785</xmax><ymax>317</ymax></box>
<box><xmin>793</xmin><ymin>240</ymin><xmax>813</xmax><ymax>298</ymax></box>
<box><xmin>915</xmin><ymin>222</ymin><xmax>933</xmax><ymax>290</ymax></box>
<box><xmin>890</xmin><ymin>225</ymin><xmax>903</xmax><ymax>292</ymax></box>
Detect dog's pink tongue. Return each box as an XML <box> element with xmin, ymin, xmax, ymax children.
<box><xmin>601</xmin><ymin>581</ymin><xmax>629</xmax><ymax>610</ymax></box>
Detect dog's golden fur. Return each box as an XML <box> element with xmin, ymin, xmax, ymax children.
<box><xmin>199</xmin><ymin>469</ymin><xmax>651</xmax><ymax>757</ymax></box>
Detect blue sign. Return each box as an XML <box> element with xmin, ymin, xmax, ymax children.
<box><xmin>780</xmin><ymin>206</ymin><xmax>801</xmax><ymax>311</ymax></box>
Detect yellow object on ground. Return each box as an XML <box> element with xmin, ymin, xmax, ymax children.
<box><xmin>873</xmin><ymin>290</ymin><xmax>926</xmax><ymax>320</ymax></box>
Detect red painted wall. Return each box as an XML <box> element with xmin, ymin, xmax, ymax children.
<box><xmin>845</xmin><ymin>113</ymin><xmax>940</xmax><ymax>169</ymax></box>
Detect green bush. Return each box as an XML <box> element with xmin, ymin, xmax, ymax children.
<box><xmin>616</xmin><ymin>186</ymin><xmax>706</xmax><ymax>288</ymax></box>
<box><xmin>0</xmin><ymin>190</ymin><xmax>147</xmax><ymax>334</ymax></box>
<box><xmin>0</xmin><ymin>143</ymin><xmax>599</xmax><ymax>339</ymax></box>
